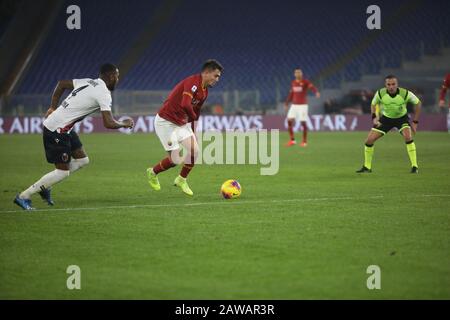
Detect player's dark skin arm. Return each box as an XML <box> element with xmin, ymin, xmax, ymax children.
<box><xmin>45</xmin><ymin>80</ymin><xmax>74</xmax><ymax>118</ymax></box>
<box><xmin>308</xmin><ymin>83</ymin><xmax>320</xmax><ymax>98</ymax></box>
<box><xmin>101</xmin><ymin>111</ymin><xmax>134</xmax><ymax>129</ymax></box>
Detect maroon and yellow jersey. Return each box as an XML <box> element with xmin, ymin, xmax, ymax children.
<box><xmin>158</xmin><ymin>74</ymin><xmax>208</xmax><ymax>126</ymax></box>
<box><xmin>285</xmin><ymin>79</ymin><xmax>318</xmax><ymax>105</ymax></box>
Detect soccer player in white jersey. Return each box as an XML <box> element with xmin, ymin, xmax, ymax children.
<box><xmin>14</xmin><ymin>63</ymin><xmax>134</xmax><ymax>210</ymax></box>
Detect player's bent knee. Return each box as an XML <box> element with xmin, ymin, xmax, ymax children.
<box><xmin>403</xmin><ymin>132</ymin><xmax>412</xmax><ymax>141</ymax></box>
<box><xmin>367</xmin><ymin>131</ymin><xmax>383</xmax><ymax>144</ymax></box>
<box><xmin>169</xmin><ymin>149</ymin><xmax>183</xmax><ymax>165</ymax></box>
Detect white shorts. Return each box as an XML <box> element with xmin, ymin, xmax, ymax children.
<box><xmin>287</xmin><ymin>104</ymin><xmax>309</xmax><ymax>122</ymax></box>
<box><xmin>154</xmin><ymin>114</ymin><xmax>194</xmax><ymax>151</ymax></box>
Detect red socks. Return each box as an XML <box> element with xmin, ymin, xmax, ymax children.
<box><xmin>301</xmin><ymin>122</ymin><xmax>307</xmax><ymax>143</ymax></box>
<box><xmin>153</xmin><ymin>157</ymin><xmax>175</xmax><ymax>174</ymax></box>
<box><xmin>180</xmin><ymin>163</ymin><xmax>194</xmax><ymax>178</ymax></box>
<box><xmin>287</xmin><ymin>120</ymin><xmax>307</xmax><ymax>143</ymax></box>
<box><xmin>288</xmin><ymin>119</ymin><xmax>295</xmax><ymax>141</ymax></box>
<box><xmin>153</xmin><ymin>156</ymin><xmax>195</xmax><ymax>178</ymax></box>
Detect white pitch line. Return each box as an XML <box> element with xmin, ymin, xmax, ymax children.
<box><xmin>1</xmin><ymin>194</ymin><xmax>448</xmax><ymax>214</ymax></box>
<box><xmin>0</xmin><ymin>195</ymin><xmax>385</xmax><ymax>214</ymax></box>
<box><xmin>421</xmin><ymin>194</ymin><xmax>450</xmax><ymax>197</ymax></box>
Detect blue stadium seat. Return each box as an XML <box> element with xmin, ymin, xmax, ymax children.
<box><xmin>15</xmin><ymin>0</ymin><xmax>449</xmax><ymax>106</ymax></box>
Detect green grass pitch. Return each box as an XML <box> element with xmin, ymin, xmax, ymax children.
<box><xmin>0</xmin><ymin>131</ymin><xmax>449</xmax><ymax>299</ymax></box>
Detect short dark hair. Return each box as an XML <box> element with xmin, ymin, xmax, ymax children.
<box><xmin>100</xmin><ymin>63</ymin><xmax>118</xmax><ymax>75</ymax></box>
<box><xmin>202</xmin><ymin>59</ymin><xmax>223</xmax><ymax>72</ymax></box>
<box><xmin>385</xmin><ymin>74</ymin><xmax>397</xmax><ymax>80</ymax></box>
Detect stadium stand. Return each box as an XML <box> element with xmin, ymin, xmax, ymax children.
<box><xmin>15</xmin><ymin>0</ymin><xmax>162</xmax><ymax>94</ymax></box>
<box><xmin>5</xmin><ymin>0</ymin><xmax>450</xmax><ymax>110</ymax></box>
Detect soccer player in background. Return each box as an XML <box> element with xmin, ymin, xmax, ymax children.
<box><xmin>356</xmin><ymin>75</ymin><xmax>421</xmax><ymax>174</ymax></box>
<box><xmin>438</xmin><ymin>73</ymin><xmax>450</xmax><ymax>108</ymax></box>
<box><xmin>146</xmin><ymin>59</ymin><xmax>223</xmax><ymax>196</ymax></box>
<box><xmin>14</xmin><ymin>63</ymin><xmax>134</xmax><ymax>210</ymax></box>
<box><xmin>284</xmin><ymin>68</ymin><xmax>320</xmax><ymax>147</ymax></box>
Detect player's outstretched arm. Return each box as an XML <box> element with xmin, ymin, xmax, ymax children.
<box><xmin>46</xmin><ymin>80</ymin><xmax>74</xmax><ymax>117</ymax></box>
<box><xmin>411</xmin><ymin>102</ymin><xmax>421</xmax><ymax>133</ymax></box>
<box><xmin>101</xmin><ymin>111</ymin><xmax>134</xmax><ymax>129</ymax></box>
<box><xmin>308</xmin><ymin>81</ymin><xmax>320</xmax><ymax>98</ymax></box>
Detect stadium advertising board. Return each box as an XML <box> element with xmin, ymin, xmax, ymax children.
<box><xmin>0</xmin><ymin>114</ymin><xmax>446</xmax><ymax>134</ymax></box>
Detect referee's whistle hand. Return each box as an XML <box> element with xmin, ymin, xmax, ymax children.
<box><xmin>372</xmin><ymin>118</ymin><xmax>380</xmax><ymax>127</ymax></box>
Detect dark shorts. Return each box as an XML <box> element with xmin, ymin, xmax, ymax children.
<box><xmin>372</xmin><ymin>114</ymin><xmax>411</xmax><ymax>135</ymax></box>
<box><xmin>43</xmin><ymin>127</ymin><xmax>83</xmax><ymax>164</ymax></box>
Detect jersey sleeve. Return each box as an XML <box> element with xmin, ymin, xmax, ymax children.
<box><xmin>97</xmin><ymin>90</ymin><xmax>113</xmax><ymax>111</ymax></box>
<box><xmin>285</xmin><ymin>83</ymin><xmax>293</xmax><ymax>103</ymax></box>
<box><xmin>306</xmin><ymin>80</ymin><xmax>318</xmax><ymax>93</ymax></box>
<box><xmin>407</xmin><ymin>91</ymin><xmax>420</xmax><ymax>105</ymax></box>
<box><xmin>371</xmin><ymin>91</ymin><xmax>380</xmax><ymax>106</ymax></box>
<box><xmin>193</xmin><ymin>101</ymin><xmax>204</xmax><ymax>120</ymax></box>
<box><xmin>182</xmin><ymin>77</ymin><xmax>199</xmax><ymax>97</ymax></box>
<box><xmin>72</xmin><ymin>78</ymin><xmax>90</xmax><ymax>88</ymax></box>
<box><xmin>181</xmin><ymin>79</ymin><xmax>198</xmax><ymax>121</ymax></box>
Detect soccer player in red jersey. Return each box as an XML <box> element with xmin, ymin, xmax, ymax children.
<box><xmin>146</xmin><ymin>59</ymin><xmax>223</xmax><ymax>196</ymax></box>
<box><xmin>284</xmin><ymin>68</ymin><xmax>320</xmax><ymax>147</ymax></box>
<box><xmin>438</xmin><ymin>73</ymin><xmax>450</xmax><ymax>108</ymax></box>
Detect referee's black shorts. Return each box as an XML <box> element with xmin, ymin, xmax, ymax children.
<box><xmin>372</xmin><ymin>114</ymin><xmax>411</xmax><ymax>135</ymax></box>
<box><xmin>43</xmin><ymin>127</ymin><xmax>83</xmax><ymax>164</ymax></box>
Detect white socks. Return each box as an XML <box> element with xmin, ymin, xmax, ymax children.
<box><xmin>20</xmin><ymin>169</ymin><xmax>70</xmax><ymax>199</ymax></box>
<box><xmin>70</xmin><ymin>157</ymin><xmax>89</xmax><ymax>173</ymax></box>
<box><xmin>20</xmin><ymin>157</ymin><xmax>89</xmax><ymax>199</ymax></box>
